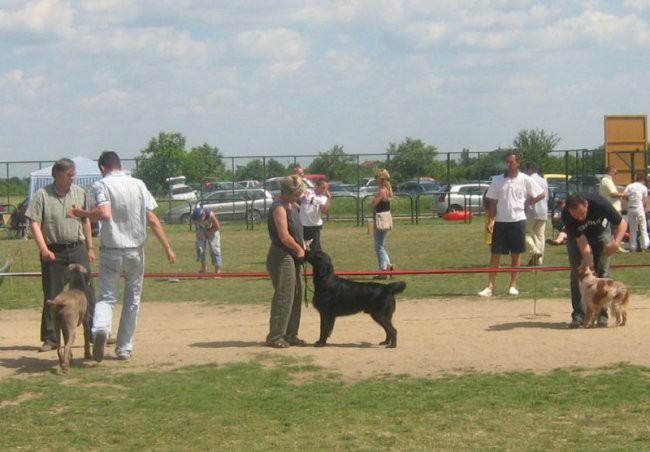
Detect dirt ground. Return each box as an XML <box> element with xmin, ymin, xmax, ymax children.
<box><xmin>1</xmin><ymin>296</ymin><xmax>649</xmax><ymax>380</ymax></box>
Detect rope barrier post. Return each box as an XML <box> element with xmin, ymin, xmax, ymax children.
<box><xmin>533</xmin><ymin>267</ymin><xmax>537</xmax><ymax>316</ymax></box>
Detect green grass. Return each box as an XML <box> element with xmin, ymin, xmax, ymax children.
<box><xmin>2</xmin><ymin>218</ymin><xmax>650</xmax><ymax>449</ymax></box>
<box><xmin>1</xmin><ymin>217</ymin><xmax>649</xmax><ymax>308</ymax></box>
<box><xmin>1</xmin><ymin>359</ymin><xmax>649</xmax><ymax>450</ymax></box>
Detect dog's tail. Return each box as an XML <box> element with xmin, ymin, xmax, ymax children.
<box><xmin>385</xmin><ymin>281</ymin><xmax>406</xmax><ymax>295</ymax></box>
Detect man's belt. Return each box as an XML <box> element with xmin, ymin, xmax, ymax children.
<box><xmin>48</xmin><ymin>241</ymin><xmax>83</xmax><ymax>251</ymax></box>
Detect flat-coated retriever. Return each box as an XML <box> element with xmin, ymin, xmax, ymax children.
<box><xmin>306</xmin><ymin>250</ymin><xmax>406</xmax><ymax>348</ymax></box>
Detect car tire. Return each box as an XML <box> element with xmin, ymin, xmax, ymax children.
<box><xmin>448</xmin><ymin>204</ymin><xmax>463</xmax><ymax>212</ymax></box>
<box><xmin>180</xmin><ymin>213</ymin><xmax>191</xmax><ymax>225</ymax></box>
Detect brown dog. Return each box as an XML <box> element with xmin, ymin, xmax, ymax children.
<box><xmin>577</xmin><ymin>265</ymin><xmax>630</xmax><ymax>328</ymax></box>
<box><xmin>46</xmin><ymin>264</ymin><xmax>92</xmax><ymax>373</ymax></box>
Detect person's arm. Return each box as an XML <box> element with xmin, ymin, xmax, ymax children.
<box><xmin>146</xmin><ymin>211</ymin><xmax>176</xmax><ymax>263</ymax></box>
<box><xmin>29</xmin><ymin>221</ymin><xmax>55</xmax><ymax>262</ymax></box>
<box><xmin>370</xmin><ymin>188</ymin><xmax>387</xmax><ymax>209</ymax></box>
<box><xmin>604</xmin><ymin>218</ymin><xmax>628</xmax><ymax>256</ymax></box>
<box><xmin>273</xmin><ymin>206</ymin><xmax>304</xmax><ymax>258</ymax></box>
<box><xmin>81</xmin><ymin>217</ymin><xmax>95</xmax><ymax>263</ymax></box>
<box><xmin>319</xmin><ymin>192</ymin><xmax>332</xmax><ymax>215</ymax></box>
<box><xmin>576</xmin><ymin>235</ymin><xmax>594</xmax><ymax>266</ymax></box>
<box><xmin>206</xmin><ymin>212</ymin><xmax>220</xmax><ymax>236</ymax></box>
<box><xmin>68</xmin><ymin>204</ymin><xmax>111</xmax><ymax>222</ymax></box>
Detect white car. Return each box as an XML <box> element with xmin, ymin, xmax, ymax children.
<box><xmin>431</xmin><ymin>183</ymin><xmax>489</xmax><ymax>216</ymax></box>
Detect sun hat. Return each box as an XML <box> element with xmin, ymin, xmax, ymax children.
<box><xmin>191</xmin><ymin>207</ymin><xmax>204</xmax><ymax>220</ymax></box>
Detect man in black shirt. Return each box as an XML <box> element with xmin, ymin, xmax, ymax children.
<box><xmin>562</xmin><ymin>193</ymin><xmax>628</xmax><ymax>328</ymax></box>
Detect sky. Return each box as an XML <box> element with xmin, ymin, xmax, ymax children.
<box><xmin>1</xmin><ymin>0</ymin><xmax>650</xmax><ymax>164</ymax></box>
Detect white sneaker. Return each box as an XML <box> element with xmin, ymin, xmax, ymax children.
<box><xmin>508</xmin><ymin>287</ymin><xmax>519</xmax><ymax>296</ymax></box>
<box><xmin>478</xmin><ymin>287</ymin><xmax>493</xmax><ymax>297</ymax></box>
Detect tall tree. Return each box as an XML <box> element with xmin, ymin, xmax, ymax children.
<box><xmin>184</xmin><ymin>143</ymin><xmax>225</xmax><ymax>182</ymax></box>
<box><xmin>513</xmin><ymin>128</ymin><xmax>561</xmax><ymax>168</ymax></box>
<box><xmin>308</xmin><ymin>145</ymin><xmax>357</xmax><ymax>182</ymax></box>
<box><xmin>134</xmin><ymin>132</ymin><xmax>187</xmax><ymax>193</ymax></box>
<box><xmin>387</xmin><ymin>137</ymin><xmax>439</xmax><ymax>181</ymax></box>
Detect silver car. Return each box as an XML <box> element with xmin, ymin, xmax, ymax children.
<box><xmin>164</xmin><ymin>188</ymin><xmax>273</xmax><ymax>224</ymax></box>
<box><xmin>431</xmin><ymin>183</ymin><xmax>489</xmax><ymax>216</ymax></box>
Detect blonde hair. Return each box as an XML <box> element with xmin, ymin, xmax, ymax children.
<box><xmin>280</xmin><ymin>174</ymin><xmax>305</xmax><ymax>196</ymax></box>
<box><xmin>375</xmin><ymin>168</ymin><xmax>393</xmax><ymax>199</ymax></box>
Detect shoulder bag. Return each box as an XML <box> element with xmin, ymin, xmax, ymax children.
<box><xmin>374</xmin><ymin>211</ymin><xmax>393</xmax><ymax>231</ymax></box>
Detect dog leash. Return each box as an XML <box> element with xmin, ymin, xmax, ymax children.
<box><xmin>302</xmin><ymin>261</ymin><xmax>312</xmax><ymax>307</ymax></box>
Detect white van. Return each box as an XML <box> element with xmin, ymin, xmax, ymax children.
<box><xmin>166</xmin><ymin>176</ymin><xmax>197</xmax><ymax>202</ymax></box>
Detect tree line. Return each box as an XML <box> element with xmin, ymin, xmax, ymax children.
<box><xmin>133</xmin><ymin>130</ymin><xmax>604</xmax><ymax>194</ymax></box>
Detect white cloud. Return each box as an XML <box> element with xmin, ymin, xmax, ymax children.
<box><xmin>624</xmin><ymin>0</ymin><xmax>650</xmax><ymax>11</ymax></box>
<box><xmin>1</xmin><ymin>69</ymin><xmax>46</xmax><ymax>98</ymax></box>
<box><xmin>234</xmin><ymin>28</ymin><xmax>308</xmax><ymax>61</ymax></box>
<box><xmin>0</xmin><ymin>0</ymin><xmax>75</xmax><ymax>38</ymax></box>
<box><xmin>79</xmin><ymin>89</ymin><xmax>130</xmax><ymax>110</ymax></box>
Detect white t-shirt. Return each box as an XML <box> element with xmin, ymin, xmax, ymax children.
<box><xmin>486</xmin><ymin>172</ymin><xmax>544</xmax><ymax>223</ymax></box>
<box><xmin>299</xmin><ymin>189</ymin><xmax>329</xmax><ymax>227</ymax></box>
<box><xmin>93</xmin><ymin>171</ymin><xmax>157</xmax><ymax>248</ymax></box>
<box><xmin>624</xmin><ymin>182</ymin><xmax>648</xmax><ymax>211</ymax></box>
<box><xmin>526</xmin><ymin>173</ymin><xmax>549</xmax><ymax>220</ymax></box>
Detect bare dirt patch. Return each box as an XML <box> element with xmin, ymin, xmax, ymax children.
<box><xmin>1</xmin><ymin>296</ymin><xmax>649</xmax><ymax>380</ymax></box>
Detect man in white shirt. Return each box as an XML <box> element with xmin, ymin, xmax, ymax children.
<box><xmin>478</xmin><ymin>152</ymin><xmax>545</xmax><ymax>297</ymax></box>
<box><xmin>623</xmin><ymin>172</ymin><xmax>649</xmax><ymax>251</ymax></box>
<box><xmin>523</xmin><ymin>162</ymin><xmax>549</xmax><ymax>266</ymax></box>
<box><xmin>299</xmin><ymin>179</ymin><xmax>331</xmax><ymax>251</ymax></box>
<box><xmin>69</xmin><ymin>151</ymin><xmax>176</xmax><ymax>362</ymax></box>
<box><xmin>599</xmin><ymin>166</ymin><xmax>627</xmax><ymax>253</ymax></box>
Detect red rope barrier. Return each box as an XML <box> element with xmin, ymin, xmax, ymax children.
<box><xmin>3</xmin><ymin>263</ymin><xmax>650</xmax><ymax>279</ymax></box>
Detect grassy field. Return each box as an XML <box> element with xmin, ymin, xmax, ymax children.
<box><xmin>2</xmin><ymin>217</ymin><xmax>650</xmax><ymax>450</ymax></box>
<box><xmin>1</xmin><ymin>216</ymin><xmax>649</xmax><ymax>308</ymax></box>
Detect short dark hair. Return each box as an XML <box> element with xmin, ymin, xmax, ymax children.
<box><xmin>98</xmin><ymin>151</ymin><xmax>121</xmax><ymax>171</ymax></box>
<box><xmin>523</xmin><ymin>161</ymin><xmax>538</xmax><ymax>172</ymax></box>
<box><xmin>52</xmin><ymin>158</ymin><xmax>75</xmax><ymax>177</ymax></box>
<box><xmin>505</xmin><ymin>151</ymin><xmax>521</xmax><ymax>163</ymax></box>
<box><xmin>565</xmin><ymin>192</ymin><xmax>586</xmax><ymax>209</ymax></box>
<box><xmin>635</xmin><ymin>172</ymin><xmax>646</xmax><ymax>182</ymax></box>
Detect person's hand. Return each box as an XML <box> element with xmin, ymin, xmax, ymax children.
<box><xmin>40</xmin><ymin>249</ymin><xmax>56</xmax><ymax>262</ymax></box>
<box><xmin>87</xmin><ymin>248</ymin><xmax>95</xmax><ymax>263</ymax></box>
<box><xmin>486</xmin><ymin>219</ymin><xmax>495</xmax><ymax>234</ymax></box>
<box><xmin>296</xmin><ymin>248</ymin><xmax>305</xmax><ymax>259</ymax></box>
<box><xmin>166</xmin><ymin>248</ymin><xmax>177</xmax><ymax>264</ymax></box>
<box><xmin>67</xmin><ymin>207</ymin><xmax>79</xmax><ymax>218</ymax></box>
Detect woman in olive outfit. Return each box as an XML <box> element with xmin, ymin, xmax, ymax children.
<box><xmin>265</xmin><ymin>175</ymin><xmax>308</xmax><ymax>348</ymax></box>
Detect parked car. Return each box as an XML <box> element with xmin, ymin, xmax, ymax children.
<box><xmin>395</xmin><ymin>180</ymin><xmax>442</xmax><ymax>195</ymax></box>
<box><xmin>431</xmin><ymin>183</ymin><xmax>489</xmax><ymax>216</ymax></box>
<box><xmin>237</xmin><ymin>179</ymin><xmax>260</xmax><ymax>188</ymax></box>
<box><xmin>202</xmin><ymin>180</ymin><xmax>245</xmax><ymax>191</ymax></box>
<box><xmin>165</xmin><ymin>175</ymin><xmax>197</xmax><ymax>201</ymax></box>
<box><xmin>328</xmin><ymin>182</ymin><xmax>358</xmax><ymax>198</ymax></box>
<box><xmin>258</xmin><ymin>176</ymin><xmax>314</xmax><ymax>198</ymax></box>
<box><xmin>164</xmin><ymin>188</ymin><xmax>273</xmax><ymax>224</ymax></box>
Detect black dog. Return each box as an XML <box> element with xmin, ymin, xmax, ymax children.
<box><xmin>306</xmin><ymin>250</ymin><xmax>406</xmax><ymax>348</ymax></box>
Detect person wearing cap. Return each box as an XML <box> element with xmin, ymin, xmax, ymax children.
<box><xmin>191</xmin><ymin>207</ymin><xmax>223</xmax><ymax>274</ymax></box>
<box><xmin>265</xmin><ymin>174</ymin><xmax>307</xmax><ymax>348</ymax></box>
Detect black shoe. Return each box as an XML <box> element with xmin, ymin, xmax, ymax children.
<box><xmin>568</xmin><ymin>319</ymin><xmax>583</xmax><ymax>329</ymax></box>
<box><xmin>93</xmin><ymin>331</ymin><xmax>107</xmax><ymax>362</ymax></box>
<box><xmin>596</xmin><ymin>318</ymin><xmax>608</xmax><ymax>328</ymax></box>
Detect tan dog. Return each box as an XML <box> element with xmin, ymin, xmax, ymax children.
<box><xmin>46</xmin><ymin>264</ymin><xmax>92</xmax><ymax>373</ymax></box>
<box><xmin>577</xmin><ymin>265</ymin><xmax>630</xmax><ymax>328</ymax></box>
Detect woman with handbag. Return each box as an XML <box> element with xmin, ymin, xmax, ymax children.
<box><xmin>370</xmin><ymin>168</ymin><xmax>394</xmax><ymax>280</ymax></box>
